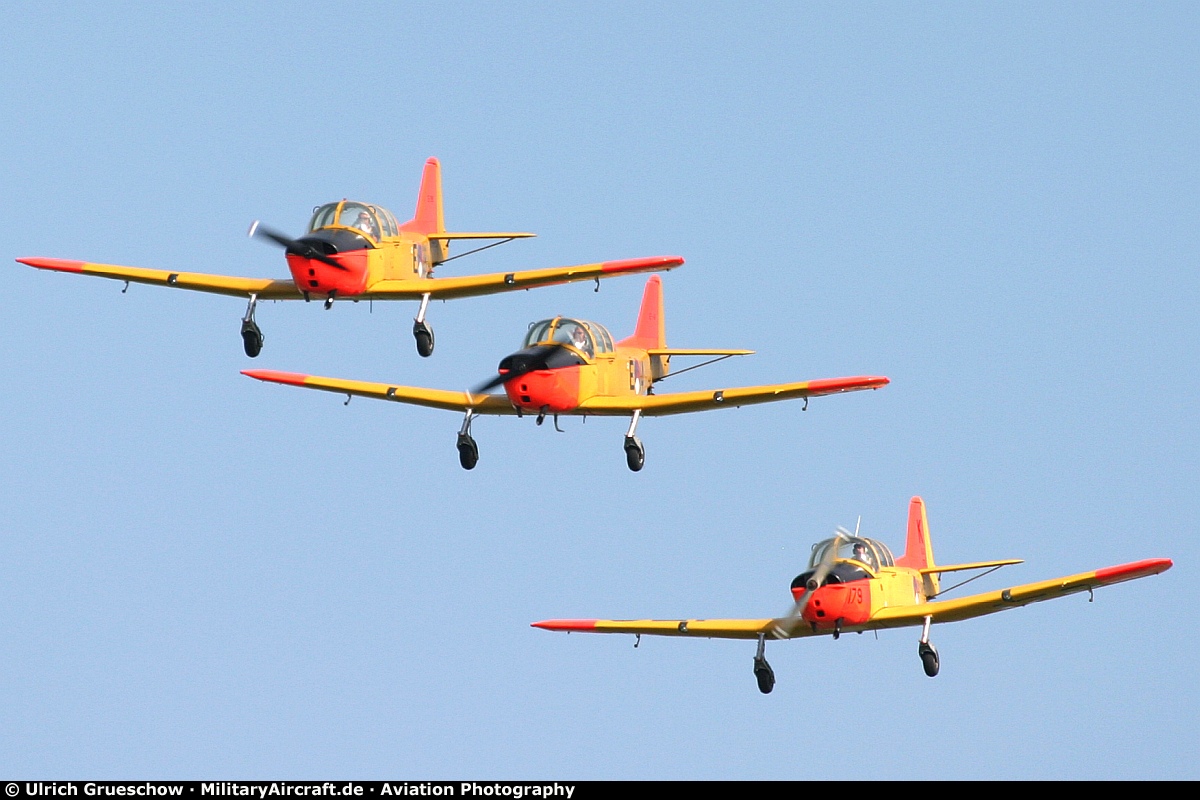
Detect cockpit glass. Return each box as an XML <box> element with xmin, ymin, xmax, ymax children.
<box><xmin>370</xmin><ymin>205</ymin><xmax>396</xmax><ymax>237</ymax></box>
<box><xmin>524</xmin><ymin>320</ymin><xmax>554</xmax><ymax>349</ymax></box>
<box><xmin>522</xmin><ymin>318</ymin><xmax>598</xmax><ymax>357</ymax></box>
<box><xmin>309</xmin><ymin>203</ymin><xmax>338</xmax><ymax>232</ymax></box>
<box><xmin>338</xmin><ymin>202</ymin><xmax>380</xmax><ymax>240</ymax></box>
<box><xmin>809</xmin><ymin>536</ymin><xmax>883</xmax><ymax>572</ymax></box>
<box><xmin>552</xmin><ymin>320</ymin><xmax>595</xmax><ymax>357</ymax></box>
<box><xmin>584</xmin><ymin>321</ymin><xmax>614</xmax><ymax>353</ymax></box>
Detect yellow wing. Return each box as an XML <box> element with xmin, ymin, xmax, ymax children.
<box><xmin>576</xmin><ymin>375</ymin><xmax>890</xmax><ymax>417</ymax></box>
<box><xmin>17</xmin><ymin>258</ymin><xmax>303</xmax><ymax>299</ymax></box>
<box><xmin>534</xmin><ymin>559</ymin><xmax>1171</xmax><ymax>642</ymax></box>
<box><xmin>241</xmin><ymin>370</ymin><xmax>518</xmax><ymax>415</ymax></box>
<box><xmin>363</xmin><ymin>255</ymin><xmax>684</xmax><ymax>301</ymax></box>
<box><xmin>532</xmin><ymin>618</ymin><xmax>787</xmax><ymax>640</ymax></box>
<box><xmin>869</xmin><ymin>558</ymin><xmax>1172</xmax><ymax>629</ymax></box>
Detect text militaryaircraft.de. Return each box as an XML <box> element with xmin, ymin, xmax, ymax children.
<box><xmin>534</xmin><ymin>496</ymin><xmax>1172</xmax><ymax>693</ymax></box>
<box><xmin>243</xmin><ymin>275</ymin><xmax>890</xmax><ymax>471</ymax></box>
<box><xmin>16</xmin><ymin>157</ymin><xmax>682</xmax><ymax>358</ymax></box>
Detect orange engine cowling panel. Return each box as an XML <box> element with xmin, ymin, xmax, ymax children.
<box><xmin>286</xmin><ymin>251</ymin><xmax>370</xmax><ymax>297</ymax></box>
<box><xmin>505</xmin><ymin>367</ymin><xmax>582</xmax><ymax>413</ymax></box>
<box><xmin>802</xmin><ymin>581</ymin><xmax>872</xmax><ymax>628</ymax></box>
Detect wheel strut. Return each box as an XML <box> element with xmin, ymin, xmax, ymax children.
<box><xmin>918</xmin><ymin>615</ymin><xmax>939</xmax><ymax>677</ymax></box>
<box><xmin>413</xmin><ymin>293</ymin><xmax>435</xmax><ymax>357</ymax></box>
<box><xmin>753</xmin><ymin>633</ymin><xmax>775</xmax><ymax>694</ymax></box>
<box><xmin>624</xmin><ymin>410</ymin><xmax>645</xmax><ymax>472</ymax></box>
<box><xmin>240</xmin><ymin>293</ymin><xmax>264</xmax><ymax>358</ymax></box>
<box><xmin>456</xmin><ymin>409</ymin><xmax>479</xmax><ymax>470</ymax></box>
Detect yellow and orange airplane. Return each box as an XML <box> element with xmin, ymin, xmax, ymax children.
<box><xmin>16</xmin><ymin>157</ymin><xmax>682</xmax><ymax>358</ymax></box>
<box><xmin>533</xmin><ymin>496</ymin><xmax>1172</xmax><ymax>693</ymax></box>
<box><xmin>243</xmin><ymin>275</ymin><xmax>890</xmax><ymax>471</ymax></box>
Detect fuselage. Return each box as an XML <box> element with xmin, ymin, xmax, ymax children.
<box><xmin>497</xmin><ymin>316</ymin><xmax>653</xmax><ymax>413</ymax></box>
<box><xmin>285</xmin><ymin>200</ymin><xmax>433</xmax><ymax>298</ymax></box>
<box><xmin>790</xmin><ymin>536</ymin><xmax>928</xmax><ymax>631</ymax></box>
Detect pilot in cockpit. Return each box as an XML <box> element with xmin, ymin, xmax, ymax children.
<box><xmin>852</xmin><ymin>542</ymin><xmax>874</xmax><ymax>569</ymax></box>
<box><xmin>354</xmin><ymin>211</ymin><xmax>378</xmax><ymax>239</ymax></box>
<box><xmin>570</xmin><ymin>325</ymin><xmax>594</xmax><ymax>358</ymax></box>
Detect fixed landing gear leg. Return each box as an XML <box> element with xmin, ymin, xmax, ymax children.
<box><xmin>240</xmin><ymin>293</ymin><xmax>263</xmax><ymax>358</ymax></box>
<box><xmin>624</xmin><ymin>409</ymin><xmax>645</xmax><ymax>472</ymax></box>
<box><xmin>413</xmin><ymin>292</ymin><xmax>434</xmax><ymax>357</ymax></box>
<box><xmin>753</xmin><ymin>633</ymin><xmax>775</xmax><ymax>694</ymax></box>
<box><xmin>918</xmin><ymin>615</ymin><xmax>939</xmax><ymax>677</ymax></box>
<box><xmin>456</xmin><ymin>409</ymin><xmax>479</xmax><ymax>470</ymax></box>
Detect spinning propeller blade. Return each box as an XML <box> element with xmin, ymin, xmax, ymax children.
<box><xmin>773</xmin><ymin>527</ymin><xmax>848</xmax><ymax>639</ymax></box>
<box><xmin>248</xmin><ymin>220</ymin><xmax>348</xmax><ymax>271</ymax></box>
<box><xmin>472</xmin><ymin>343</ymin><xmax>578</xmax><ymax>394</ymax></box>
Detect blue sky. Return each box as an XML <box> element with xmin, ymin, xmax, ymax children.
<box><xmin>1</xmin><ymin>1</ymin><xmax>1196</xmax><ymax>779</ymax></box>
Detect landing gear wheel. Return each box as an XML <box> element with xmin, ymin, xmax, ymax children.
<box><xmin>753</xmin><ymin>656</ymin><xmax>776</xmax><ymax>694</ymax></box>
<box><xmin>413</xmin><ymin>320</ymin><xmax>435</xmax><ymax>358</ymax></box>
<box><xmin>456</xmin><ymin>433</ymin><xmax>479</xmax><ymax>470</ymax></box>
<box><xmin>919</xmin><ymin>642</ymin><xmax>940</xmax><ymax>677</ymax></box>
<box><xmin>241</xmin><ymin>321</ymin><xmax>264</xmax><ymax>358</ymax></box>
<box><xmin>624</xmin><ymin>435</ymin><xmax>645</xmax><ymax>472</ymax></box>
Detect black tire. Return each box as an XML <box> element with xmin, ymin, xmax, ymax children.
<box><xmin>624</xmin><ymin>440</ymin><xmax>645</xmax><ymax>472</ymax></box>
<box><xmin>242</xmin><ymin>329</ymin><xmax>263</xmax><ymax>358</ymax></box>
<box><xmin>753</xmin><ymin>660</ymin><xmax>775</xmax><ymax>694</ymax></box>
<box><xmin>919</xmin><ymin>643</ymin><xmax>940</xmax><ymax>678</ymax></box>
<box><xmin>457</xmin><ymin>437</ymin><xmax>479</xmax><ymax>470</ymax></box>
<box><xmin>415</xmin><ymin>329</ymin><xmax>434</xmax><ymax>358</ymax></box>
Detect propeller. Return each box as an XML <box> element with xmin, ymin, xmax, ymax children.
<box><xmin>772</xmin><ymin>527</ymin><xmax>848</xmax><ymax>639</ymax></box>
<box><xmin>471</xmin><ymin>343</ymin><xmax>579</xmax><ymax>394</ymax></box>
<box><xmin>248</xmin><ymin>220</ymin><xmax>348</xmax><ymax>271</ymax></box>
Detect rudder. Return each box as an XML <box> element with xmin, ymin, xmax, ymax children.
<box><xmin>400</xmin><ymin>157</ymin><xmax>445</xmax><ymax>236</ymax></box>
<box><xmin>896</xmin><ymin>496</ymin><xmax>940</xmax><ymax>597</ymax></box>
<box><xmin>618</xmin><ymin>275</ymin><xmax>666</xmax><ymax>350</ymax></box>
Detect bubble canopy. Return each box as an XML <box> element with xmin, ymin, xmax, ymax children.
<box><xmin>522</xmin><ymin>317</ymin><xmax>616</xmax><ymax>358</ymax></box>
<box><xmin>808</xmin><ymin>536</ymin><xmax>897</xmax><ymax>572</ymax></box>
<box><xmin>307</xmin><ymin>200</ymin><xmax>401</xmax><ymax>243</ymax></box>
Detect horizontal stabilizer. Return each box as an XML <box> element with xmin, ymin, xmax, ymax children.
<box><xmin>646</xmin><ymin>348</ymin><xmax>754</xmax><ymax>357</ymax></box>
<box><xmin>920</xmin><ymin>559</ymin><xmax>1024</xmax><ymax>575</ymax></box>
<box><xmin>430</xmin><ymin>231</ymin><xmax>536</xmax><ymax>240</ymax></box>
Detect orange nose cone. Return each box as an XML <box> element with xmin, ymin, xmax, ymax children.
<box><xmin>286</xmin><ymin>251</ymin><xmax>369</xmax><ymax>296</ymax></box>
<box><xmin>504</xmin><ymin>367</ymin><xmax>581</xmax><ymax>413</ymax></box>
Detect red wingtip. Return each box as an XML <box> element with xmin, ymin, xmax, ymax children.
<box><xmin>16</xmin><ymin>257</ymin><xmax>86</xmax><ymax>272</ymax></box>
<box><xmin>531</xmin><ymin>619</ymin><xmax>598</xmax><ymax>631</ymax></box>
<box><xmin>1095</xmin><ymin>558</ymin><xmax>1173</xmax><ymax>584</ymax></box>
<box><xmin>806</xmin><ymin>376</ymin><xmax>891</xmax><ymax>394</ymax></box>
<box><xmin>600</xmin><ymin>255</ymin><xmax>685</xmax><ymax>273</ymax></box>
<box><xmin>241</xmin><ymin>369</ymin><xmax>311</xmax><ymax>386</ymax></box>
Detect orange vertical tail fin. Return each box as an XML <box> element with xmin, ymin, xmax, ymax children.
<box><xmin>618</xmin><ymin>275</ymin><xmax>666</xmax><ymax>350</ymax></box>
<box><xmin>400</xmin><ymin>157</ymin><xmax>445</xmax><ymax>236</ymax></box>
<box><xmin>896</xmin><ymin>496</ymin><xmax>940</xmax><ymax>597</ymax></box>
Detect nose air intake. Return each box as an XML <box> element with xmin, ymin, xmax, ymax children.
<box><xmin>474</xmin><ymin>344</ymin><xmax>586</xmax><ymax>394</ymax></box>
<box><xmin>296</xmin><ymin>227</ymin><xmax>374</xmax><ymax>256</ymax></box>
<box><xmin>497</xmin><ymin>344</ymin><xmax>586</xmax><ymax>376</ymax></box>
